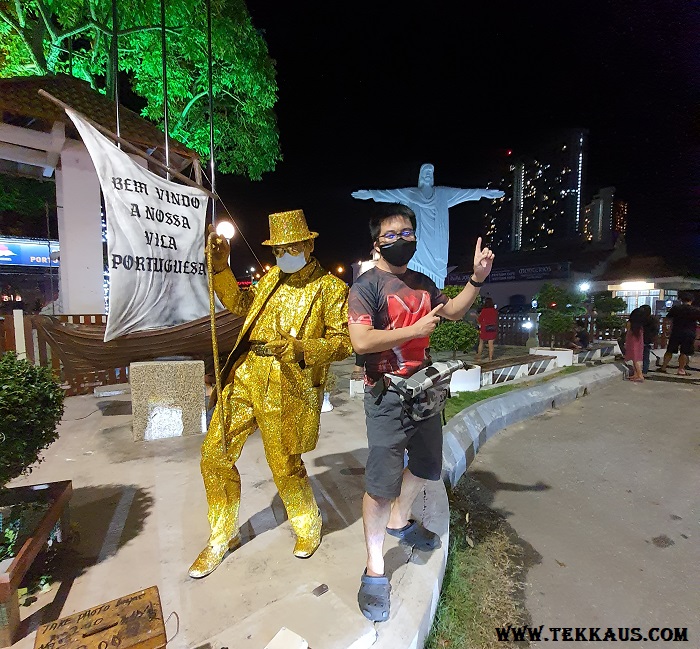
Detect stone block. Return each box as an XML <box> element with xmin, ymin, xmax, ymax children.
<box><xmin>130</xmin><ymin>361</ymin><xmax>206</xmax><ymax>441</ymax></box>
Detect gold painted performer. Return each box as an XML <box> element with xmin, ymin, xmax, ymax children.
<box><xmin>189</xmin><ymin>209</ymin><xmax>353</xmax><ymax>578</ymax></box>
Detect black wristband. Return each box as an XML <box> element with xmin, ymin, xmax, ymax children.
<box><xmin>468</xmin><ymin>275</ymin><xmax>485</xmax><ymax>288</ymax></box>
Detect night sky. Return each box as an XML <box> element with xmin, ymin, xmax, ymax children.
<box><xmin>219</xmin><ymin>1</ymin><xmax>698</xmax><ymax>277</ymax></box>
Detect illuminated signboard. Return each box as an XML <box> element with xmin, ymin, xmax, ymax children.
<box><xmin>0</xmin><ymin>236</ymin><xmax>59</xmax><ymax>267</ymax></box>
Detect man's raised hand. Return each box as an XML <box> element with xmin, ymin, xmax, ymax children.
<box><xmin>473</xmin><ymin>237</ymin><xmax>495</xmax><ymax>283</ymax></box>
<box><xmin>411</xmin><ymin>304</ymin><xmax>444</xmax><ymax>338</ymax></box>
<box><xmin>351</xmin><ymin>190</ymin><xmax>372</xmax><ymax>200</ymax></box>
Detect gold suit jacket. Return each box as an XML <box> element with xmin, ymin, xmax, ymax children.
<box><xmin>212</xmin><ymin>258</ymin><xmax>352</xmax><ymax>453</ymax></box>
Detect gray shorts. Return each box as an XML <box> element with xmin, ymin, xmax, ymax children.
<box><xmin>363</xmin><ymin>387</ymin><xmax>443</xmax><ymax>499</ymax></box>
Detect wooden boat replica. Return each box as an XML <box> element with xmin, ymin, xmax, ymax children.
<box><xmin>32</xmin><ymin>311</ymin><xmax>243</xmax><ymax>373</ymax></box>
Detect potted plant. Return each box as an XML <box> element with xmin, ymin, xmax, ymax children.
<box><xmin>0</xmin><ymin>352</ymin><xmax>70</xmax><ymax>647</ymax></box>
<box><xmin>429</xmin><ymin>292</ymin><xmax>481</xmax><ymax>392</ymax></box>
<box><xmin>430</xmin><ymin>319</ymin><xmax>480</xmax><ymax>361</ymax></box>
<box><xmin>530</xmin><ymin>283</ymin><xmax>585</xmax><ymax>367</ymax></box>
<box><xmin>321</xmin><ymin>370</ymin><xmax>337</xmax><ymax>412</ymax></box>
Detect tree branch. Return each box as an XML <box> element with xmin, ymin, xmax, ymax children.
<box><xmin>56</xmin><ymin>21</ymin><xmax>107</xmax><ymax>43</ymax></box>
<box><xmin>34</xmin><ymin>0</ymin><xmax>57</xmax><ymax>41</ymax></box>
<box><xmin>221</xmin><ymin>89</ymin><xmax>244</xmax><ymax>106</ymax></box>
<box><xmin>12</xmin><ymin>0</ymin><xmax>25</xmax><ymax>28</ymax></box>
<box><xmin>0</xmin><ymin>6</ymin><xmax>22</xmax><ymax>33</ymax></box>
<box><xmin>0</xmin><ymin>6</ymin><xmax>49</xmax><ymax>74</ymax></box>
<box><xmin>118</xmin><ymin>25</ymin><xmax>184</xmax><ymax>36</ymax></box>
<box><xmin>174</xmin><ymin>90</ymin><xmax>208</xmax><ymax>131</ymax></box>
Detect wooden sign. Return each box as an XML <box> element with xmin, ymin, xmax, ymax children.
<box><xmin>34</xmin><ymin>587</ymin><xmax>166</xmax><ymax>649</ymax></box>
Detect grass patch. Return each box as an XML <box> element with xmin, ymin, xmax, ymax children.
<box><xmin>425</xmin><ymin>475</ymin><xmax>529</xmax><ymax>649</ymax></box>
<box><xmin>550</xmin><ymin>364</ymin><xmax>585</xmax><ymax>377</ymax></box>
<box><xmin>445</xmin><ymin>385</ymin><xmax>515</xmax><ymax>422</ymax></box>
<box><xmin>445</xmin><ymin>364</ymin><xmax>589</xmax><ymax>422</ymax></box>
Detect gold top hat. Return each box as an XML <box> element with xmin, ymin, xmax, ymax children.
<box><xmin>262</xmin><ymin>209</ymin><xmax>319</xmax><ymax>246</ymax></box>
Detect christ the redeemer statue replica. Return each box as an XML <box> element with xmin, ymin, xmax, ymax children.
<box><xmin>352</xmin><ymin>163</ymin><xmax>504</xmax><ymax>287</ymax></box>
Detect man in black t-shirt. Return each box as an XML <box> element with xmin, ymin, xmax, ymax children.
<box><xmin>348</xmin><ymin>203</ymin><xmax>494</xmax><ymax>622</ymax></box>
<box><xmin>659</xmin><ymin>293</ymin><xmax>700</xmax><ymax>375</ymax></box>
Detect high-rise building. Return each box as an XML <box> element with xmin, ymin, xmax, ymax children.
<box><xmin>483</xmin><ymin>129</ymin><xmax>588</xmax><ymax>252</ymax></box>
<box><xmin>613</xmin><ymin>200</ymin><xmax>628</xmax><ymax>237</ymax></box>
<box><xmin>582</xmin><ymin>186</ymin><xmax>616</xmax><ymax>243</ymax></box>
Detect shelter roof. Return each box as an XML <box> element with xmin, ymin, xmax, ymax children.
<box><xmin>0</xmin><ymin>75</ymin><xmax>197</xmax><ymax>169</ymax></box>
<box><xmin>599</xmin><ymin>255</ymin><xmax>689</xmax><ymax>281</ymax></box>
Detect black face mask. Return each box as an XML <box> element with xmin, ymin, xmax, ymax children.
<box><xmin>378</xmin><ymin>239</ymin><xmax>417</xmax><ymax>267</ymax></box>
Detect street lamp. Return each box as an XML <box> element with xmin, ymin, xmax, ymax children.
<box><xmin>336</xmin><ymin>265</ymin><xmax>344</xmax><ymax>274</ymax></box>
<box><xmin>579</xmin><ymin>281</ymin><xmax>591</xmax><ymax>292</ymax></box>
<box><xmin>215</xmin><ymin>220</ymin><xmax>235</xmax><ymax>240</ymax></box>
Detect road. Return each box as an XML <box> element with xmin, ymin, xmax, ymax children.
<box><xmin>468</xmin><ymin>377</ymin><xmax>700</xmax><ymax>646</ymax></box>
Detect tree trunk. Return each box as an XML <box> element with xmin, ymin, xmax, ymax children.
<box><xmin>29</xmin><ymin>22</ymin><xmax>49</xmax><ymax>74</ymax></box>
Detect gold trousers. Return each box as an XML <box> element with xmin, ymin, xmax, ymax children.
<box><xmin>200</xmin><ymin>355</ymin><xmax>319</xmax><ymax>547</ymax></box>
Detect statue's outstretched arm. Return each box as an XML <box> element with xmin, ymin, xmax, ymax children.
<box><xmin>444</xmin><ymin>187</ymin><xmax>505</xmax><ymax>208</ymax></box>
<box><xmin>351</xmin><ymin>188</ymin><xmax>414</xmax><ymax>202</ymax></box>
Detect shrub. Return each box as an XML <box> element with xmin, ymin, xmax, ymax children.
<box><xmin>534</xmin><ymin>283</ymin><xmax>586</xmax><ymax>348</ymax></box>
<box><xmin>431</xmin><ymin>320</ymin><xmax>480</xmax><ymax>360</ymax></box>
<box><xmin>592</xmin><ymin>292</ymin><xmax>627</xmax><ymax>333</ymax></box>
<box><xmin>0</xmin><ymin>353</ymin><xmax>64</xmax><ymax>489</ymax></box>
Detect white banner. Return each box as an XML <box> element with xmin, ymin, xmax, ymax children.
<box><xmin>66</xmin><ymin>109</ymin><xmax>211</xmax><ymax>341</ymax></box>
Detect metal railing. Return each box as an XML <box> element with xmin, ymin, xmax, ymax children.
<box><xmin>496</xmin><ymin>313</ymin><xmax>670</xmax><ymax>349</ymax></box>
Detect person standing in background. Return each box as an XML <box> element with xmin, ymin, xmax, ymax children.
<box><xmin>476</xmin><ymin>296</ymin><xmax>498</xmax><ymax>362</ymax></box>
<box><xmin>658</xmin><ymin>292</ymin><xmax>700</xmax><ymax>375</ymax></box>
<box><xmin>625</xmin><ymin>308</ymin><xmax>645</xmax><ymax>382</ymax></box>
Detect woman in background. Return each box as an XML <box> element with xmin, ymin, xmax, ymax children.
<box><xmin>476</xmin><ymin>297</ymin><xmax>498</xmax><ymax>362</ymax></box>
<box><xmin>625</xmin><ymin>308</ymin><xmax>646</xmax><ymax>382</ymax></box>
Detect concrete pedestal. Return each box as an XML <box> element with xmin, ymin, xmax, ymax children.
<box><xmin>130</xmin><ymin>361</ymin><xmax>206</xmax><ymax>441</ymax></box>
<box><xmin>349</xmin><ymin>378</ymin><xmax>365</xmax><ymax>398</ymax></box>
<box><xmin>530</xmin><ymin>347</ymin><xmax>574</xmax><ymax>367</ymax></box>
<box><xmin>449</xmin><ymin>365</ymin><xmax>481</xmax><ymax>393</ymax></box>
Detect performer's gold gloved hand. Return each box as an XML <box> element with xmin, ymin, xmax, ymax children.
<box><xmin>206</xmin><ymin>224</ymin><xmax>231</xmax><ymax>273</ymax></box>
<box><xmin>264</xmin><ymin>330</ymin><xmax>305</xmax><ymax>364</ymax></box>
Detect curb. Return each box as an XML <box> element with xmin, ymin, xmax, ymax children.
<box><xmin>373</xmin><ymin>479</ymin><xmax>450</xmax><ymax>649</ymax></box>
<box><xmin>441</xmin><ymin>363</ymin><xmax>629</xmax><ymax>488</ymax></box>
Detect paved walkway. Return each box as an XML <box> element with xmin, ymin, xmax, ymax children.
<box><xmin>8</xmin><ymin>357</ymin><xmax>447</xmax><ymax>649</ymax></box>
<box><xmin>8</xmin><ymin>351</ymin><xmax>697</xmax><ymax>648</ymax></box>
<box><xmin>468</xmin><ymin>378</ymin><xmax>700</xmax><ymax>646</ymax></box>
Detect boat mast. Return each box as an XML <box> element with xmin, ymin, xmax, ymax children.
<box><xmin>160</xmin><ymin>0</ymin><xmax>171</xmax><ymax>179</ymax></box>
<box><xmin>110</xmin><ymin>0</ymin><xmax>120</xmax><ymax>145</ymax></box>
<box><xmin>205</xmin><ymin>0</ymin><xmax>216</xmax><ymax>226</ymax></box>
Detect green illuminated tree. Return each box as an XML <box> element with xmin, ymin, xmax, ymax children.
<box><xmin>592</xmin><ymin>291</ymin><xmax>627</xmax><ymax>330</ymax></box>
<box><xmin>534</xmin><ymin>283</ymin><xmax>586</xmax><ymax>349</ymax></box>
<box><xmin>0</xmin><ymin>0</ymin><xmax>281</xmax><ymax>178</ymax></box>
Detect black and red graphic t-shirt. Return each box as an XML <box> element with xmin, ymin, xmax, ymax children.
<box><xmin>348</xmin><ymin>266</ymin><xmax>448</xmax><ymax>384</ymax></box>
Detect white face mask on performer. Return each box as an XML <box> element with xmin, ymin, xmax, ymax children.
<box><xmin>276</xmin><ymin>251</ymin><xmax>307</xmax><ymax>274</ymax></box>
<box><xmin>272</xmin><ymin>241</ymin><xmax>310</xmax><ymax>274</ymax></box>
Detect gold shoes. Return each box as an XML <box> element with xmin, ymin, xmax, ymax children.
<box><xmin>188</xmin><ymin>535</ymin><xmax>241</xmax><ymax>578</ymax></box>
<box><xmin>292</xmin><ymin>510</ymin><xmax>322</xmax><ymax>559</ymax></box>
